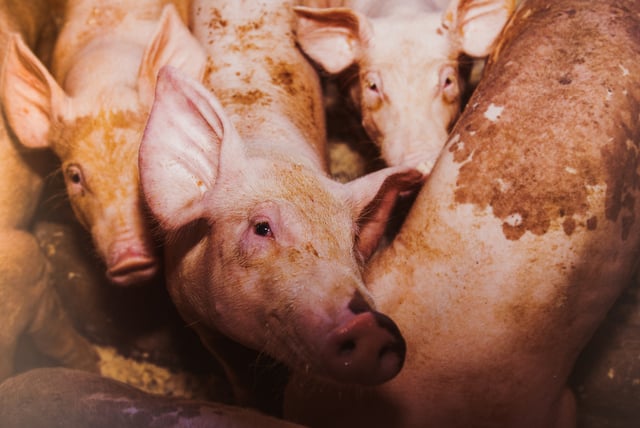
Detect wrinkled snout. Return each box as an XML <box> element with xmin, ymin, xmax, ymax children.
<box><xmin>105</xmin><ymin>241</ymin><xmax>158</xmax><ymax>286</ymax></box>
<box><xmin>321</xmin><ymin>293</ymin><xmax>406</xmax><ymax>385</ymax></box>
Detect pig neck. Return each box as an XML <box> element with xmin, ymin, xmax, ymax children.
<box><xmin>52</xmin><ymin>0</ymin><xmax>174</xmax><ymax>90</ymax></box>
<box><xmin>193</xmin><ymin>0</ymin><xmax>328</xmax><ymax>171</ymax></box>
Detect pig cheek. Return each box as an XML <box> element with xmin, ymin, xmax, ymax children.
<box><xmin>64</xmin><ymin>173</ymin><xmax>93</xmax><ymax>231</ymax></box>
<box><xmin>361</xmin><ymin>108</ymin><xmax>385</xmax><ymax>149</ymax></box>
<box><xmin>208</xmin><ymin>231</ymin><xmax>278</xmax><ymax>343</ymax></box>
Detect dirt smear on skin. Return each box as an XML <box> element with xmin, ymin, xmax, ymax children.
<box><xmin>450</xmin><ymin>2</ymin><xmax>640</xmax><ymax>241</ymax></box>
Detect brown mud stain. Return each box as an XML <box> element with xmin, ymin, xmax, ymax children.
<box><xmin>450</xmin><ymin>1</ymin><xmax>640</xmax><ymax>242</ymax></box>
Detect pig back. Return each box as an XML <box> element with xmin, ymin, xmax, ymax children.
<box><xmin>192</xmin><ymin>0</ymin><xmax>327</xmax><ymax>166</ymax></box>
<box><xmin>361</xmin><ymin>0</ymin><xmax>640</xmax><ymax>425</ymax></box>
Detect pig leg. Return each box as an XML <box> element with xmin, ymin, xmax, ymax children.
<box><xmin>0</xmin><ymin>229</ymin><xmax>98</xmax><ymax>380</ymax></box>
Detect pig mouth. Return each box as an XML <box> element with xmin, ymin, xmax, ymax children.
<box><xmin>106</xmin><ymin>256</ymin><xmax>159</xmax><ymax>286</ymax></box>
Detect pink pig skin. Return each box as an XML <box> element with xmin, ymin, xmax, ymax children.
<box><xmin>139</xmin><ymin>0</ymin><xmax>423</xmax><ymax>406</ymax></box>
<box><xmin>1</xmin><ymin>0</ymin><xmax>206</xmax><ymax>286</ymax></box>
<box><xmin>294</xmin><ymin>0</ymin><xmax>515</xmax><ymax>170</ymax></box>
<box><xmin>0</xmin><ymin>0</ymin><xmax>98</xmax><ymax>381</ymax></box>
<box><xmin>284</xmin><ymin>0</ymin><xmax>640</xmax><ymax>427</ymax></box>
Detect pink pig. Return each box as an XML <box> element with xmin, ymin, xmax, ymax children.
<box><xmin>139</xmin><ymin>0</ymin><xmax>422</xmax><ymax>404</ymax></box>
<box><xmin>1</xmin><ymin>0</ymin><xmax>206</xmax><ymax>286</ymax></box>
<box><xmin>285</xmin><ymin>0</ymin><xmax>640</xmax><ymax>427</ymax></box>
<box><xmin>294</xmin><ymin>0</ymin><xmax>515</xmax><ymax>170</ymax></box>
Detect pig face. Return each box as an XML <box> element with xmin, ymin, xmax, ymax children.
<box><xmin>52</xmin><ymin>106</ymin><xmax>155</xmax><ymax>285</ymax></box>
<box><xmin>295</xmin><ymin>0</ymin><xmax>515</xmax><ymax>171</ymax></box>
<box><xmin>1</xmin><ymin>6</ymin><xmax>207</xmax><ymax>286</ymax></box>
<box><xmin>139</xmin><ymin>67</ymin><xmax>423</xmax><ymax>385</ymax></box>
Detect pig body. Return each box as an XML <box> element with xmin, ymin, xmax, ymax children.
<box><xmin>1</xmin><ymin>0</ymin><xmax>206</xmax><ymax>286</ymax></box>
<box><xmin>0</xmin><ymin>0</ymin><xmax>97</xmax><ymax>381</ymax></box>
<box><xmin>285</xmin><ymin>0</ymin><xmax>640</xmax><ymax>427</ymax></box>
<box><xmin>139</xmin><ymin>0</ymin><xmax>422</xmax><ymax>405</ymax></box>
<box><xmin>294</xmin><ymin>0</ymin><xmax>515</xmax><ymax>170</ymax></box>
<box><xmin>0</xmin><ymin>368</ymin><xmax>304</xmax><ymax>428</ymax></box>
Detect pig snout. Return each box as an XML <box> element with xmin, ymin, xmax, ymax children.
<box><xmin>321</xmin><ymin>293</ymin><xmax>406</xmax><ymax>385</ymax></box>
<box><xmin>105</xmin><ymin>242</ymin><xmax>158</xmax><ymax>286</ymax></box>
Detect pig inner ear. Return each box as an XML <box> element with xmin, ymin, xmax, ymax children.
<box><xmin>1</xmin><ymin>33</ymin><xmax>69</xmax><ymax>149</ymax></box>
<box><xmin>139</xmin><ymin>66</ymin><xmax>237</xmax><ymax>231</ymax></box>
<box><xmin>349</xmin><ymin>168</ymin><xmax>425</xmax><ymax>261</ymax></box>
<box><xmin>293</xmin><ymin>6</ymin><xmax>370</xmax><ymax>74</ymax></box>
<box><xmin>443</xmin><ymin>0</ymin><xmax>516</xmax><ymax>57</ymax></box>
<box><xmin>137</xmin><ymin>3</ymin><xmax>207</xmax><ymax>105</ymax></box>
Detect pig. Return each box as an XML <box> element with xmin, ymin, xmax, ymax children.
<box><xmin>138</xmin><ymin>0</ymin><xmax>423</xmax><ymax>405</ymax></box>
<box><xmin>284</xmin><ymin>0</ymin><xmax>640</xmax><ymax>427</ymax></box>
<box><xmin>1</xmin><ymin>0</ymin><xmax>206</xmax><ymax>286</ymax></box>
<box><xmin>294</xmin><ymin>0</ymin><xmax>515</xmax><ymax>171</ymax></box>
<box><xmin>0</xmin><ymin>0</ymin><xmax>98</xmax><ymax>381</ymax></box>
<box><xmin>0</xmin><ymin>367</ymin><xmax>305</xmax><ymax>428</ymax></box>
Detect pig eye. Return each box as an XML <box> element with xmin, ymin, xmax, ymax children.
<box><xmin>64</xmin><ymin>164</ymin><xmax>86</xmax><ymax>196</ymax></box>
<box><xmin>440</xmin><ymin>65</ymin><xmax>460</xmax><ymax>103</ymax></box>
<box><xmin>65</xmin><ymin>165</ymin><xmax>84</xmax><ymax>185</ymax></box>
<box><xmin>361</xmin><ymin>71</ymin><xmax>383</xmax><ymax>109</ymax></box>
<box><xmin>254</xmin><ymin>221</ymin><xmax>273</xmax><ymax>238</ymax></box>
<box><xmin>363</xmin><ymin>71</ymin><xmax>382</xmax><ymax>95</ymax></box>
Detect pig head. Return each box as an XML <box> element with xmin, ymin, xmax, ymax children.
<box><xmin>1</xmin><ymin>3</ymin><xmax>206</xmax><ymax>286</ymax></box>
<box><xmin>285</xmin><ymin>0</ymin><xmax>640</xmax><ymax>427</ymax></box>
<box><xmin>139</xmin><ymin>66</ymin><xmax>423</xmax><ymax>387</ymax></box>
<box><xmin>294</xmin><ymin>0</ymin><xmax>515</xmax><ymax>170</ymax></box>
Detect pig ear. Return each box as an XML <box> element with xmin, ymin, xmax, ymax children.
<box><xmin>442</xmin><ymin>0</ymin><xmax>516</xmax><ymax>57</ymax></box>
<box><xmin>139</xmin><ymin>66</ymin><xmax>241</xmax><ymax>231</ymax></box>
<box><xmin>344</xmin><ymin>167</ymin><xmax>424</xmax><ymax>261</ymax></box>
<box><xmin>1</xmin><ymin>33</ymin><xmax>69</xmax><ymax>149</ymax></box>
<box><xmin>294</xmin><ymin>6</ymin><xmax>371</xmax><ymax>74</ymax></box>
<box><xmin>137</xmin><ymin>3</ymin><xmax>207</xmax><ymax>105</ymax></box>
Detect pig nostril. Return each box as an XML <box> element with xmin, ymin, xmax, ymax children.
<box><xmin>339</xmin><ymin>339</ymin><xmax>356</xmax><ymax>356</ymax></box>
<box><xmin>379</xmin><ymin>344</ymin><xmax>395</xmax><ymax>360</ymax></box>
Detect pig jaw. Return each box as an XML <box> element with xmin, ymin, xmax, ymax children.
<box><xmin>57</xmin><ymin>111</ymin><xmax>159</xmax><ymax>286</ymax></box>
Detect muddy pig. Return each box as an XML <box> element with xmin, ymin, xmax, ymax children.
<box><xmin>1</xmin><ymin>0</ymin><xmax>205</xmax><ymax>286</ymax></box>
<box><xmin>284</xmin><ymin>0</ymin><xmax>640</xmax><ymax>427</ymax></box>
<box><xmin>138</xmin><ymin>0</ymin><xmax>423</xmax><ymax>405</ymax></box>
